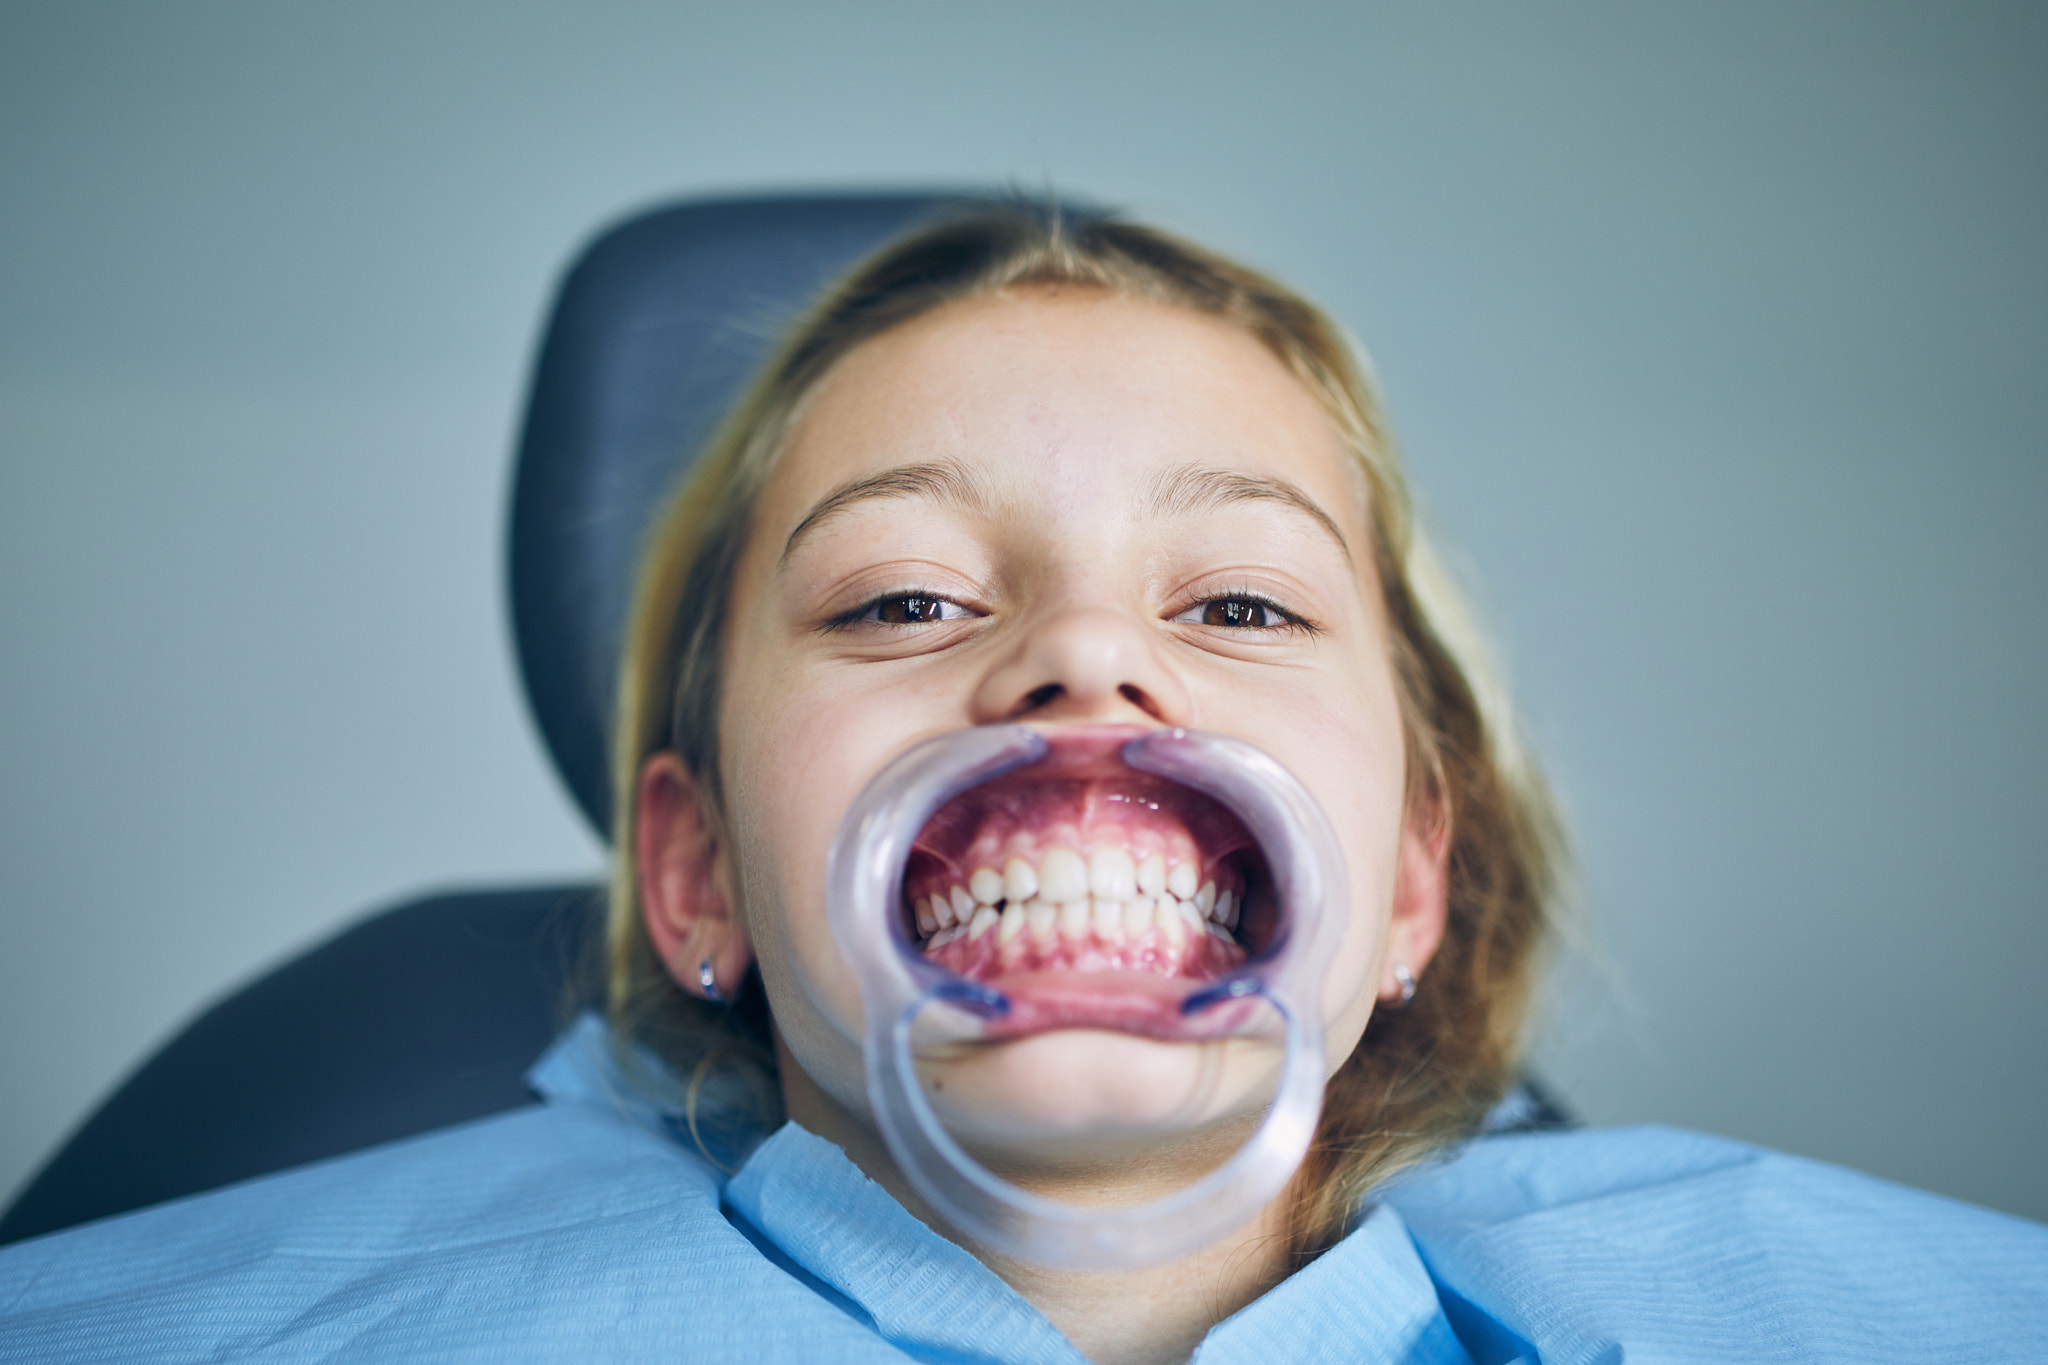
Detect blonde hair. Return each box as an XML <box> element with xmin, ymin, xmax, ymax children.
<box><xmin>606</xmin><ymin>202</ymin><xmax>1566</xmax><ymax>1263</ymax></box>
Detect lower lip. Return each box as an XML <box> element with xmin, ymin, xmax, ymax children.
<box><xmin>961</xmin><ymin>970</ymin><xmax>1267</xmax><ymax>1041</ymax></box>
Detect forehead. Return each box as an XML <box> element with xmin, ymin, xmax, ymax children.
<box><xmin>764</xmin><ymin>286</ymin><xmax>1370</xmax><ymax>541</ymax></box>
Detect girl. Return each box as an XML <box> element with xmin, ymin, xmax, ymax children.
<box><xmin>2</xmin><ymin>203</ymin><xmax>2041</xmax><ymax>1364</ymax></box>
<box><xmin>612</xmin><ymin>204</ymin><xmax>1554</xmax><ymax>1362</ymax></box>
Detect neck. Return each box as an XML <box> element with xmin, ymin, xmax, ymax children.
<box><xmin>975</xmin><ymin>1217</ymin><xmax>1292</xmax><ymax>1365</ymax></box>
<box><xmin>775</xmin><ymin>1037</ymin><xmax>1294</xmax><ymax>1365</ymax></box>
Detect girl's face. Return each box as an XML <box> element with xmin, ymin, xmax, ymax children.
<box><xmin>660</xmin><ymin>285</ymin><xmax>1446</xmax><ymax>1184</ymax></box>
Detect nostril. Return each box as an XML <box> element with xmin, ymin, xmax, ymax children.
<box><xmin>1119</xmin><ymin>684</ymin><xmax>1164</xmax><ymax>721</ymax></box>
<box><xmin>1006</xmin><ymin>682</ymin><xmax>1168</xmax><ymax>722</ymax></box>
<box><xmin>1013</xmin><ymin>683</ymin><xmax>1063</xmax><ymax>716</ymax></box>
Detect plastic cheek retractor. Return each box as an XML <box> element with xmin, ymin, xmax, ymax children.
<box><xmin>825</xmin><ymin>724</ymin><xmax>1350</xmax><ymax>1269</ymax></box>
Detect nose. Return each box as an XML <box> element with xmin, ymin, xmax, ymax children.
<box><xmin>971</xmin><ymin>605</ymin><xmax>1191</xmax><ymax>727</ymax></box>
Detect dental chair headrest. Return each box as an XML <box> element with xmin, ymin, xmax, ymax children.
<box><xmin>508</xmin><ymin>193</ymin><xmax>969</xmax><ymax>838</ymax></box>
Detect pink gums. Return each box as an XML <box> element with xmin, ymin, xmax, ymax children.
<box><xmin>902</xmin><ymin>728</ymin><xmax>1261</xmax><ymax>994</ymax></box>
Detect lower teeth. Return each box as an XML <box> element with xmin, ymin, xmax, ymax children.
<box><xmin>913</xmin><ymin>891</ymin><xmax>1239</xmax><ymax>952</ymax></box>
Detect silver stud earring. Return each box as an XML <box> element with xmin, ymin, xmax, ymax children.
<box><xmin>698</xmin><ymin>958</ymin><xmax>726</xmax><ymax>1004</ymax></box>
<box><xmin>1392</xmin><ymin>963</ymin><xmax>1418</xmax><ymax>1008</ymax></box>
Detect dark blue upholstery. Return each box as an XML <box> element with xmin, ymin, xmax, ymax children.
<box><xmin>512</xmin><ymin>193</ymin><xmax>962</xmax><ymax>836</ymax></box>
<box><xmin>0</xmin><ymin>884</ymin><xmax>601</xmax><ymax>1245</ymax></box>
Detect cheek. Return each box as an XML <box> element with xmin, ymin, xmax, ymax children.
<box><xmin>719</xmin><ymin>656</ymin><xmax>943</xmax><ymax>1049</ymax></box>
<box><xmin>722</xmin><ymin>669</ymin><xmax>859</xmax><ymax>955</ymax></box>
<box><xmin>725</xmin><ymin>636</ymin><xmax>978</xmax><ymax>914</ymax></box>
<box><xmin>1237</xmin><ymin>670</ymin><xmax>1407</xmax><ymax>1061</ymax></box>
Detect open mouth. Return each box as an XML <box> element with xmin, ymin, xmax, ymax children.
<box><xmin>900</xmin><ymin>729</ymin><xmax>1272</xmax><ymax>995</ymax></box>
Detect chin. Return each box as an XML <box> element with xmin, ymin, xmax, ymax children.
<box><xmin>914</xmin><ymin>1028</ymin><xmax>1283</xmax><ymax>1178</ymax></box>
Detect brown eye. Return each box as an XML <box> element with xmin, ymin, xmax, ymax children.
<box><xmin>865</xmin><ymin>593</ymin><xmax>970</xmax><ymax>625</ymax></box>
<box><xmin>1176</xmin><ymin>596</ymin><xmax>1290</xmax><ymax>629</ymax></box>
<box><xmin>1206</xmin><ymin>599</ymin><xmax>1262</xmax><ymax>628</ymax></box>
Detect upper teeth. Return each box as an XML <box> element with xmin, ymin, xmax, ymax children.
<box><xmin>913</xmin><ymin>846</ymin><xmax>1241</xmax><ymax>949</ymax></box>
<box><xmin>1036</xmin><ymin>848</ymin><xmax>1088</xmax><ymax>903</ymax></box>
<box><xmin>1088</xmin><ymin>848</ymin><xmax>1136</xmax><ymax>899</ymax></box>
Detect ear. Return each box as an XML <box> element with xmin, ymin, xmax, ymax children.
<box><xmin>636</xmin><ymin>750</ymin><xmax>753</xmax><ymax>1001</ymax></box>
<box><xmin>1380</xmin><ymin>794</ymin><xmax>1450</xmax><ymax>1003</ymax></box>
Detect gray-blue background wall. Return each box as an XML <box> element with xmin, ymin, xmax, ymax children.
<box><xmin>3</xmin><ymin>2</ymin><xmax>2043</xmax><ymax>1222</ymax></box>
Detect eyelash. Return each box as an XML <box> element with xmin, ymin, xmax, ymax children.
<box><xmin>1170</xmin><ymin>590</ymin><xmax>1318</xmax><ymax>634</ymax></box>
<box><xmin>824</xmin><ymin>591</ymin><xmax>980</xmax><ymax>632</ymax></box>
<box><xmin>824</xmin><ymin>588</ymin><xmax>1317</xmax><ymax>635</ymax></box>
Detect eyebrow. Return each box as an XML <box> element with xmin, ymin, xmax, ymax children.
<box><xmin>780</xmin><ymin>459</ymin><xmax>993</xmax><ymax>565</ymax></box>
<box><xmin>1145</xmin><ymin>464</ymin><xmax>1354</xmax><ymax>567</ymax></box>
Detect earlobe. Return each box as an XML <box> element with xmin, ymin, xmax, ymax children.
<box><xmin>1381</xmin><ymin>798</ymin><xmax>1451</xmax><ymax>1004</ymax></box>
<box><xmin>636</xmin><ymin>752</ymin><xmax>753</xmax><ymax>1001</ymax></box>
